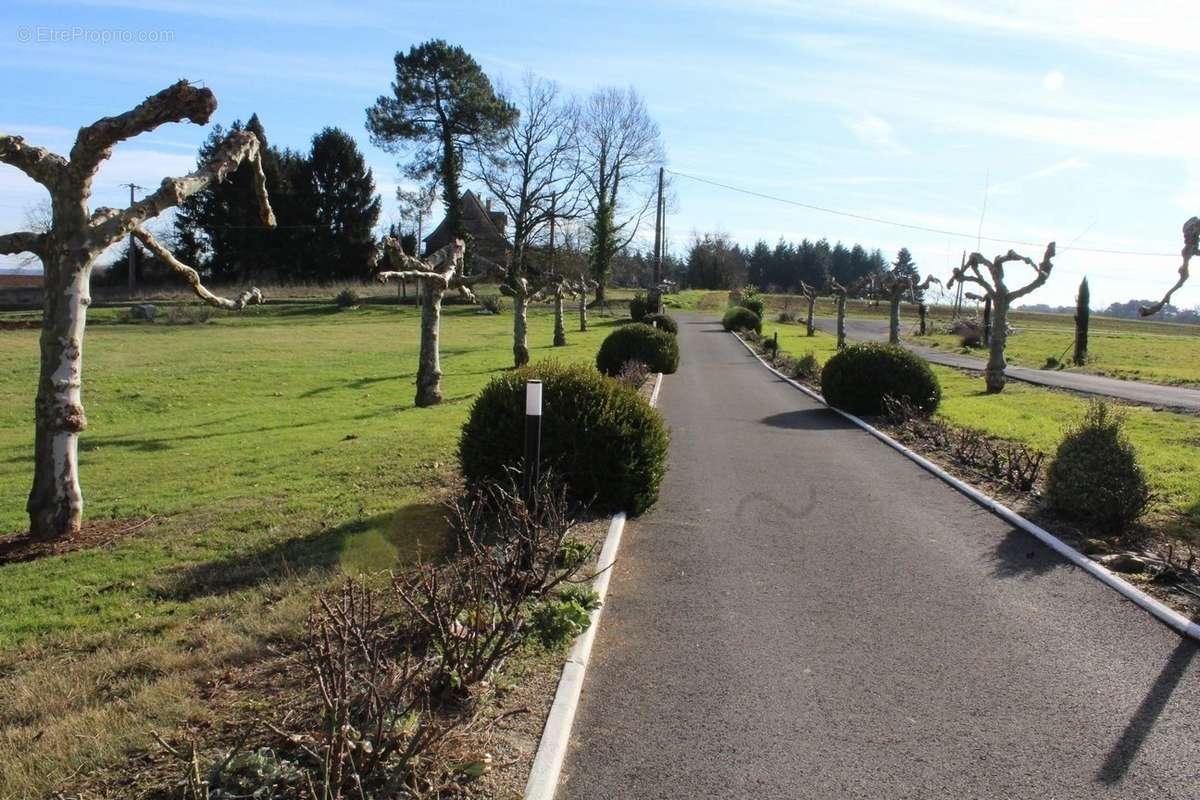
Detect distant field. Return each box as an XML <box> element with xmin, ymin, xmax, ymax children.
<box><xmin>679</xmin><ymin>288</ymin><xmax>1200</xmax><ymax>388</ymax></box>
<box><xmin>765</xmin><ymin>321</ymin><xmax>1200</xmax><ymax>538</ymax></box>
<box><xmin>0</xmin><ymin>300</ymin><xmax>620</xmax><ymax>796</ymax></box>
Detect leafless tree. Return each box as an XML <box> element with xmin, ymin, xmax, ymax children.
<box><xmin>828</xmin><ymin>277</ymin><xmax>850</xmax><ymax>349</ymax></box>
<box><xmin>948</xmin><ymin>243</ymin><xmax>1056</xmax><ymax>392</ymax></box>
<box><xmin>571</xmin><ymin>272</ymin><xmax>598</xmax><ymax>331</ymax></box>
<box><xmin>0</xmin><ymin>82</ymin><xmax>273</xmax><ymax>539</ymax></box>
<box><xmin>469</xmin><ymin>75</ymin><xmax>582</xmax><ymax>366</ymax></box>
<box><xmin>1141</xmin><ymin>216</ymin><xmax>1198</xmax><ymax>317</ymax></box>
<box><xmin>533</xmin><ymin>272</ymin><xmax>577</xmax><ymax>347</ymax></box>
<box><xmin>798</xmin><ymin>281</ymin><xmax>820</xmax><ymax>337</ymax></box>
<box><xmin>868</xmin><ymin>271</ymin><xmax>942</xmax><ymax>344</ymax></box>
<box><xmin>579</xmin><ymin>86</ymin><xmax>664</xmax><ymax>302</ymax></box>
<box><xmin>377</xmin><ymin>237</ymin><xmax>474</xmax><ymax>406</ymax></box>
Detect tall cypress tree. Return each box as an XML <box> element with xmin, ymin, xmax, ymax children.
<box><xmin>892</xmin><ymin>248</ymin><xmax>923</xmax><ymax>299</ymax></box>
<box><xmin>1073</xmin><ymin>276</ymin><xmax>1090</xmax><ymax>365</ymax></box>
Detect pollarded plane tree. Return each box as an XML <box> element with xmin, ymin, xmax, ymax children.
<box><xmin>571</xmin><ymin>273</ymin><xmax>598</xmax><ymax>331</ymax></box>
<box><xmin>948</xmin><ymin>242</ymin><xmax>1056</xmax><ymax>393</ymax></box>
<box><xmin>468</xmin><ymin>75</ymin><xmax>582</xmax><ymax>367</ymax></box>
<box><xmin>533</xmin><ymin>272</ymin><xmax>578</xmax><ymax>347</ymax></box>
<box><xmin>1140</xmin><ymin>216</ymin><xmax>1198</xmax><ymax>317</ymax></box>
<box><xmin>0</xmin><ymin>81</ymin><xmax>274</xmax><ymax>540</ymax></box>
<box><xmin>869</xmin><ymin>270</ymin><xmax>942</xmax><ymax>345</ymax></box>
<box><xmin>828</xmin><ymin>276</ymin><xmax>850</xmax><ymax>349</ymax></box>
<box><xmin>377</xmin><ymin>237</ymin><xmax>474</xmax><ymax>407</ymax></box>
<box><xmin>798</xmin><ymin>281</ymin><xmax>820</xmax><ymax>337</ymax></box>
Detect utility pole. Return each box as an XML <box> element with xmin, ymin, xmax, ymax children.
<box><xmin>121</xmin><ymin>183</ymin><xmax>146</xmax><ymax>297</ymax></box>
<box><xmin>650</xmin><ymin>166</ymin><xmax>664</xmax><ymax>313</ymax></box>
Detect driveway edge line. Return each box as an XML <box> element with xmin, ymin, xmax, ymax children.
<box><xmin>733</xmin><ymin>332</ymin><xmax>1200</xmax><ymax>642</ymax></box>
<box><xmin>524</xmin><ymin>370</ymin><xmax>664</xmax><ymax>800</ymax></box>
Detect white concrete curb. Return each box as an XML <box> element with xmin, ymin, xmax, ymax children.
<box><xmin>733</xmin><ymin>331</ymin><xmax>1200</xmax><ymax>642</ymax></box>
<box><xmin>524</xmin><ymin>370</ymin><xmax>665</xmax><ymax>800</ymax></box>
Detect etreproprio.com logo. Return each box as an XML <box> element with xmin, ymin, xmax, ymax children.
<box><xmin>16</xmin><ymin>26</ymin><xmax>175</xmax><ymax>44</ymax></box>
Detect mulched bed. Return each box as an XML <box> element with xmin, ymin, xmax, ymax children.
<box><xmin>0</xmin><ymin>515</ymin><xmax>161</xmax><ymax>564</ymax></box>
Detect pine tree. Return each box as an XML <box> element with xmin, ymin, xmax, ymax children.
<box><xmin>892</xmin><ymin>247</ymin><xmax>923</xmax><ymax>299</ymax></box>
<box><xmin>366</xmin><ymin>40</ymin><xmax>516</xmax><ymax>244</ymax></box>
<box><xmin>308</xmin><ymin>127</ymin><xmax>382</xmax><ymax>278</ymax></box>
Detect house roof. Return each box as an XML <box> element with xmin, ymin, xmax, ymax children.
<box><xmin>423</xmin><ymin>190</ymin><xmax>509</xmax><ymax>251</ymax></box>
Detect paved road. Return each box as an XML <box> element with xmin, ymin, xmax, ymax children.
<box><xmin>559</xmin><ymin>314</ymin><xmax>1200</xmax><ymax>800</ymax></box>
<box><xmin>810</xmin><ymin>315</ymin><xmax>1200</xmax><ymax>413</ymax></box>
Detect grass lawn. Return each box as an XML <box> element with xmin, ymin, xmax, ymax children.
<box><xmin>0</xmin><ymin>300</ymin><xmax>622</xmax><ymax>797</ymax></box>
<box><xmin>910</xmin><ymin>326</ymin><xmax>1200</xmax><ymax>387</ymax></box>
<box><xmin>765</xmin><ymin>320</ymin><xmax>1200</xmax><ymax>536</ymax></box>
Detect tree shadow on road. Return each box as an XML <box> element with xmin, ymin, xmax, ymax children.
<box><xmin>989</xmin><ymin>528</ymin><xmax>1065</xmax><ymax>579</ymax></box>
<box><xmin>759</xmin><ymin>408</ymin><xmax>853</xmax><ymax>431</ymax></box>
<box><xmin>1096</xmin><ymin>638</ymin><xmax>1197</xmax><ymax>785</ymax></box>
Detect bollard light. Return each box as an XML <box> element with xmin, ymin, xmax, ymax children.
<box><xmin>523</xmin><ymin>380</ymin><xmax>543</xmax><ymax>501</ymax></box>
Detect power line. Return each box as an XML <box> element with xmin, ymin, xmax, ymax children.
<box><xmin>665</xmin><ymin>168</ymin><xmax>1178</xmax><ymax>258</ymax></box>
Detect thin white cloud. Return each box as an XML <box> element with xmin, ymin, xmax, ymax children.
<box><xmin>843</xmin><ymin>112</ymin><xmax>910</xmax><ymax>156</ymax></box>
<box><xmin>1042</xmin><ymin>70</ymin><xmax>1065</xmax><ymax>91</ymax></box>
<box><xmin>988</xmin><ymin>156</ymin><xmax>1090</xmax><ymax>196</ymax></box>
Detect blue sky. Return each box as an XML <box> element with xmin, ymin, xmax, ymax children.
<box><xmin>2</xmin><ymin>0</ymin><xmax>1199</xmax><ymax>308</ymax></box>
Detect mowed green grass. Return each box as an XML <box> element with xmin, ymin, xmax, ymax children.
<box><xmin>766</xmin><ymin>321</ymin><xmax>1200</xmax><ymax>535</ymax></box>
<box><xmin>911</xmin><ymin>326</ymin><xmax>1200</xmax><ymax>386</ymax></box>
<box><xmin>0</xmin><ymin>303</ymin><xmax>621</xmax><ymax>643</ymax></box>
<box><xmin>0</xmin><ymin>301</ymin><xmax>622</xmax><ymax>797</ymax></box>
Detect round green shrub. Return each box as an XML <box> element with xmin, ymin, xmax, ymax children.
<box><xmin>1043</xmin><ymin>401</ymin><xmax>1150</xmax><ymax>535</ymax></box>
<box><xmin>629</xmin><ymin>293</ymin><xmax>648</xmax><ymax>322</ymax></box>
<box><xmin>459</xmin><ymin>362</ymin><xmax>669</xmax><ymax>515</ymax></box>
<box><xmin>820</xmin><ymin>343</ymin><xmax>941</xmax><ymax>416</ymax></box>
<box><xmin>722</xmin><ymin>306</ymin><xmax>762</xmax><ymax>333</ymax></box>
<box><xmin>596</xmin><ymin>323</ymin><xmax>679</xmax><ymax>376</ymax></box>
<box><xmin>641</xmin><ymin>313</ymin><xmax>677</xmax><ymax>335</ymax></box>
<box><xmin>734</xmin><ymin>297</ymin><xmax>764</xmax><ymax>319</ymax></box>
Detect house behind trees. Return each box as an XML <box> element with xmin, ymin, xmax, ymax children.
<box><xmin>423</xmin><ymin>190</ymin><xmax>509</xmax><ymax>263</ymax></box>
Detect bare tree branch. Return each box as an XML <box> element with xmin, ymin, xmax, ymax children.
<box><xmin>0</xmin><ymin>231</ymin><xmax>44</xmax><ymax>257</ymax></box>
<box><xmin>1141</xmin><ymin>216</ymin><xmax>1198</xmax><ymax>317</ymax></box>
<box><xmin>90</xmin><ymin>130</ymin><xmax>275</xmax><ymax>247</ymax></box>
<box><xmin>132</xmin><ymin>227</ymin><xmax>264</xmax><ymax>310</ymax></box>
<box><xmin>69</xmin><ymin>80</ymin><xmax>217</xmax><ymax>182</ymax></box>
<box><xmin>0</xmin><ymin>135</ymin><xmax>67</xmax><ymax>188</ymax></box>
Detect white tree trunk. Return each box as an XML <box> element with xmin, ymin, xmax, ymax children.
<box><xmin>985</xmin><ymin>295</ymin><xmax>1009</xmax><ymax>393</ymax></box>
<box><xmin>579</xmin><ymin>289</ymin><xmax>588</xmax><ymax>331</ymax></box>
<box><xmin>805</xmin><ymin>296</ymin><xmax>815</xmax><ymax>337</ymax></box>
<box><xmin>836</xmin><ymin>295</ymin><xmax>846</xmax><ymax>349</ymax></box>
<box><xmin>513</xmin><ymin>291</ymin><xmax>530</xmax><ymax>367</ymax></box>
<box><xmin>416</xmin><ymin>280</ymin><xmax>444</xmax><ymax>406</ymax></box>
<box><xmin>27</xmin><ymin>257</ymin><xmax>90</xmax><ymax>538</ymax></box>
<box><xmin>553</xmin><ymin>293</ymin><xmax>566</xmax><ymax>346</ymax></box>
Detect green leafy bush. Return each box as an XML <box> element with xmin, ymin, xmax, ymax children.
<box><xmin>734</xmin><ymin>284</ymin><xmax>764</xmax><ymax>318</ymax></box>
<box><xmin>530</xmin><ymin>596</ymin><xmax>593</xmax><ymax>648</ymax></box>
<box><xmin>460</xmin><ymin>361</ymin><xmax>669</xmax><ymax>514</ymax></box>
<box><xmin>629</xmin><ymin>292</ymin><xmax>648</xmax><ymax>322</ymax></box>
<box><xmin>820</xmin><ymin>343</ymin><xmax>941</xmax><ymax>416</ymax></box>
<box><xmin>334</xmin><ymin>288</ymin><xmax>361</xmax><ymax>309</ymax></box>
<box><xmin>722</xmin><ymin>306</ymin><xmax>761</xmax><ymax>333</ymax></box>
<box><xmin>596</xmin><ymin>323</ymin><xmax>679</xmax><ymax>376</ymax></box>
<box><xmin>1043</xmin><ymin>401</ymin><xmax>1150</xmax><ymax>535</ymax></box>
<box><xmin>479</xmin><ymin>294</ymin><xmax>507</xmax><ymax>314</ymax></box>
<box><xmin>641</xmin><ymin>313</ymin><xmax>677</xmax><ymax>335</ymax></box>
<box><xmin>792</xmin><ymin>352</ymin><xmax>821</xmax><ymax>381</ymax></box>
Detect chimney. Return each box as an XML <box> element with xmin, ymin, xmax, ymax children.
<box><xmin>485</xmin><ymin>197</ymin><xmax>492</xmax><ymax>212</ymax></box>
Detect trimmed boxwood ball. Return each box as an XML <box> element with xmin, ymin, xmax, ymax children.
<box><xmin>722</xmin><ymin>306</ymin><xmax>761</xmax><ymax>333</ymax></box>
<box><xmin>1043</xmin><ymin>401</ymin><xmax>1150</xmax><ymax>535</ymax></box>
<box><xmin>459</xmin><ymin>362</ymin><xmax>669</xmax><ymax>514</ymax></box>
<box><xmin>596</xmin><ymin>323</ymin><xmax>680</xmax><ymax>376</ymax></box>
<box><xmin>641</xmin><ymin>313</ymin><xmax>677</xmax><ymax>335</ymax></box>
<box><xmin>628</xmin><ymin>293</ymin><xmax>648</xmax><ymax>322</ymax></box>
<box><xmin>734</xmin><ymin>297</ymin><xmax>764</xmax><ymax>319</ymax></box>
<box><xmin>820</xmin><ymin>343</ymin><xmax>941</xmax><ymax>416</ymax></box>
